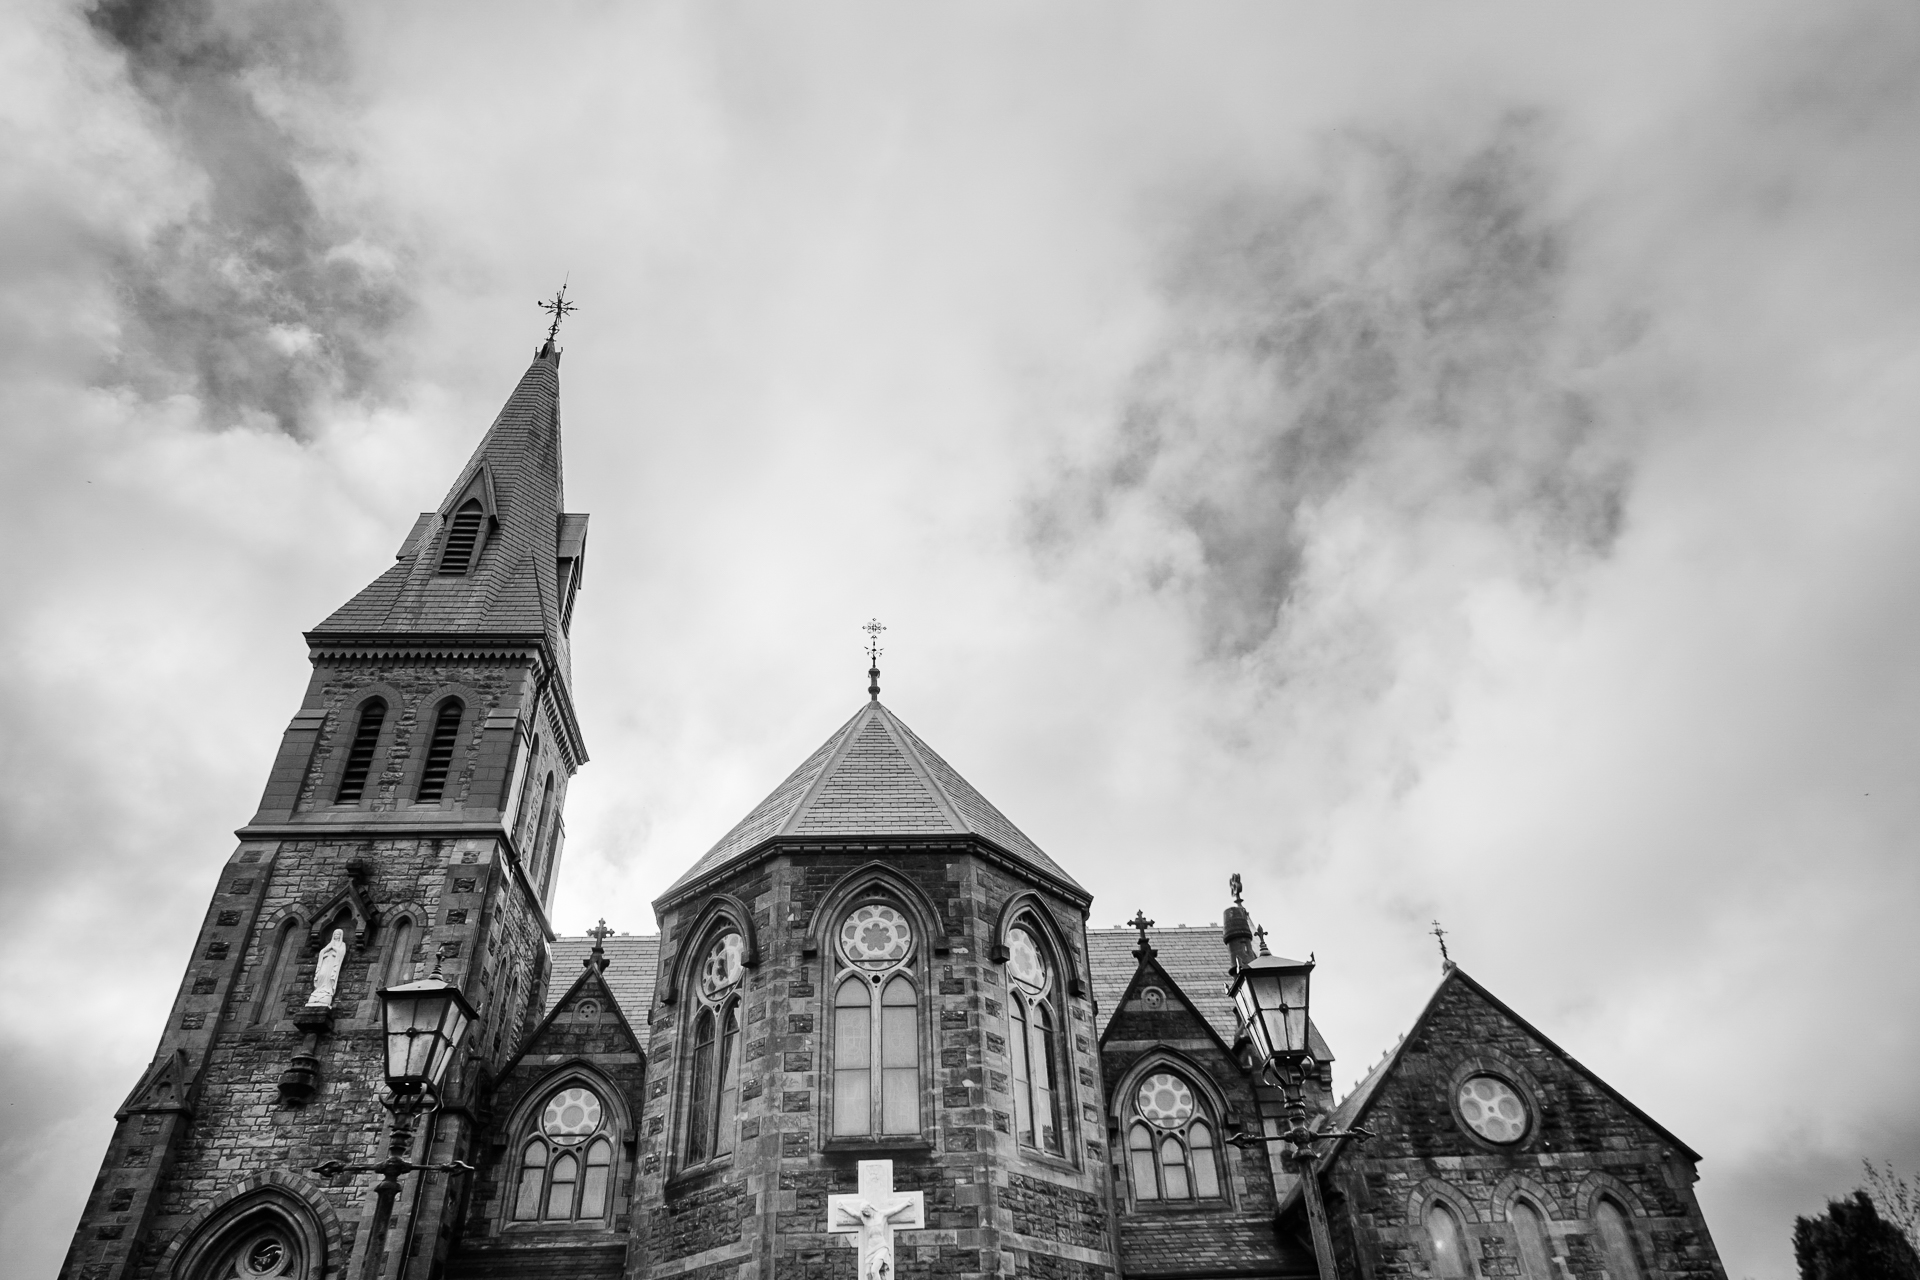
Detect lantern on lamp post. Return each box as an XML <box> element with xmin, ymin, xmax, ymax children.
<box><xmin>1222</xmin><ymin>899</ymin><xmax>1372</xmax><ymax>1280</ymax></box>
<box><xmin>313</xmin><ymin>950</ymin><xmax>477</xmax><ymax>1280</ymax></box>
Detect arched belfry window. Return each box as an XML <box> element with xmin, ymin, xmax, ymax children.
<box><xmin>511</xmin><ymin>1085</ymin><xmax>616</xmax><ymax>1224</ymax></box>
<box><xmin>684</xmin><ymin>930</ymin><xmax>745</xmax><ymax>1165</ymax></box>
<box><xmin>334</xmin><ymin>699</ymin><xmax>386</xmax><ymax>803</ymax></box>
<box><xmin>438</xmin><ymin>499</ymin><xmax>485</xmax><ymax>575</ymax></box>
<box><xmin>1125</xmin><ymin>1069</ymin><xmax>1223</xmax><ymax>1202</ymax></box>
<box><xmin>415</xmin><ymin>699</ymin><xmax>464</xmax><ymax>803</ymax></box>
<box><xmin>831</xmin><ymin>902</ymin><xmax>920</xmax><ymax>1137</ymax></box>
<box><xmin>1005</xmin><ymin>924</ymin><xmax>1065</xmax><ymax>1155</ymax></box>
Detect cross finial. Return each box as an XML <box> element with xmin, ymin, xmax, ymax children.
<box><xmin>1431</xmin><ymin>919</ymin><xmax>1451</xmax><ymax>967</ymax></box>
<box><xmin>1229</xmin><ymin>873</ymin><xmax>1243</xmax><ymax>906</ymax></box>
<box><xmin>587</xmin><ymin>918</ymin><xmax>613</xmax><ymax>955</ymax></box>
<box><xmin>1128</xmin><ymin>909</ymin><xmax>1155</xmax><ymax>943</ymax></box>
<box><xmin>1253</xmin><ymin>923</ymin><xmax>1270</xmax><ymax>956</ymax></box>
<box><xmin>863</xmin><ymin>618</ymin><xmax>886</xmax><ymax>701</ymax></box>
<box><xmin>538</xmin><ymin>280</ymin><xmax>576</xmax><ymax>344</ymax></box>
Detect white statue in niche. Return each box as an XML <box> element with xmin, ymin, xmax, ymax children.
<box><xmin>306</xmin><ymin>929</ymin><xmax>348</xmax><ymax>1007</ymax></box>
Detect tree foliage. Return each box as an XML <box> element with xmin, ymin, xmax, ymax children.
<box><xmin>1795</xmin><ymin>1191</ymin><xmax>1920</xmax><ymax>1280</ymax></box>
<box><xmin>1864</xmin><ymin>1162</ymin><xmax>1920</xmax><ymax>1256</ymax></box>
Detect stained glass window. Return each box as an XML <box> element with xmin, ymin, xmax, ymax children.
<box><xmin>513</xmin><ymin>1084</ymin><xmax>615</xmax><ymax>1224</ymax></box>
<box><xmin>1427</xmin><ymin>1202</ymin><xmax>1470</xmax><ymax>1278</ymax></box>
<box><xmin>841</xmin><ymin>905</ymin><xmax>912</xmax><ymax>968</ymax></box>
<box><xmin>1457</xmin><ymin>1074</ymin><xmax>1528</xmax><ymax>1144</ymax></box>
<box><xmin>1007</xmin><ymin>923</ymin><xmax>1064</xmax><ymax>1155</ymax></box>
<box><xmin>832</xmin><ymin>903</ymin><xmax>920</xmax><ymax>1137</ymax></box>
<box><xmin>1124</xmin><ymin>1068</ymin><xmax>1223</xmax><ymax>1202</ymax></box>
<box><xmin>1513</xmin><ymin>1199</ymin><xmax>1555</xmax><ymax>1280</ymax></box>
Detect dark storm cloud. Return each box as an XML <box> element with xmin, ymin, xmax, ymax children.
<box><xmin>89</xmin><ymin>0</ymin><xmax>408</xmax><ymax>435</ymax></box>
<box><xmin>1039</xmin><ymin>115</ymin><xmax>1630</xmax><ymax>657</ymax></box>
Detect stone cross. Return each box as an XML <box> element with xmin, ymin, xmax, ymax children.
<box><xmin>828</xmin><ymin>1160</ymin><xmax>924</xmax><ymax>1280</ymax></box>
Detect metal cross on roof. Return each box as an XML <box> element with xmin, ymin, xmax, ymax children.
<box><xmin>1127</xmin><ymin>910</ymin><xmax>1154</xmax><ymax>942</ymax></box>
<box><xmin>538</xmin><ymin>281</ymin><xmax>577</xmax><ymax>343</ymax></box>
<box><xmin>587</xmin><ymin>918</ymin><xmax>613</xmax><ymax>947</ymax></box>
<box><xmin>1252</xmin><ymin>923</ymin><xmax>1270</xmax><ymax>956</ymax></box>
<box><xmin>1431</xmin><ymin>919</ymin><xmax>1451</xmax><ymax>966</ymax></box>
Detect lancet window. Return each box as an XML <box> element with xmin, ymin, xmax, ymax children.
<box><xmin>1005</xmin><ymin>923</ymin><xmax>1064</xmax><ymax>1155</ymax></box>
<box><xmin>1512</xmin><ymin>1199</ymin><xmax>1555</xmax><ymax>1280</ymax></box>
<box><xmin>415</xmin><ymin>699</ymin><xmax>464</xmax><ymax>802</ymax></box>
<box><xmin>1594</xmin><ymin>1199</ymin><xmax>1644</xmax><ymax>1280</ymax></box>
<box><xmin>684</xmin><ymin>930</ymin><xmax>746</xmax><ymax>1165</ymax></box>
<box><xmin>334</xmin><ymin>699</ymin><xmax>386</xmax><ymax>803</ymax></box>
<box><xmin>1426</xmin><ymin>1200</ymin><xmax>1472</xmax><ymax>1278</ymax></box>
<box><xmin>511</xmin><ymin>1085</ymin><xmax>616</xmax><ymax>1224</ymax></box>
<box><xmin>830</xmin><ymin>901</ymin><xmax>921</xmax><ymax>1137</ymax></box>
<box><xmin>1125</xmin><ymin>1069</ymin><xmax>1223</xmax><ymax>1202</ymax></box>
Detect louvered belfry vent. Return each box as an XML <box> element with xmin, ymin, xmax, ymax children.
<box><xmin>438</xmin><ymin>499</ymin><xmax>485</xmax><ymax>575</ymax></box>
<box><xmin>335</xmin><ymin>700</ymin><xmax>387</xmax><ymax>803</ymax></box>
<box><xmin>416</xmin><ymin>700</ymin><xmax>464</xmax><ymax>802</ymax></box>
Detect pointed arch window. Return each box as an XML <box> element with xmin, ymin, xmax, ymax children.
<box><xmin>250</xmin><ymin>919</ymin><xmax>302</xmax><ymax>1027</ymax></box>
<box><xmin>511</xmin><ymin>1085</ymin><xmax>616</xmax><ymax>1224</ymax></box>
<box><xmin>527</xmin><ymin>773</ymin><xmax>556</xmax><ymax>880</ymax></box>
<box><xmin>1512</xmin><ymin>1199</ymin><xmax>1555</xmax><ymax>1280</ymax></box>
<box><xmin>684</xmin><ymin>930</ymin><xmax>745</xmax><ymax>1166</ymax></box>
<box><xmin>1594</xmin><ymin>1199</ymin><xmax>1643</xmax><ymax>1280</ymax></box>
<box><xmin>335</xmin><ymin>700</ymin><xmax>387</xmax><ymax>803</ymax></box>
<box><xmin>1005</xmin><ymin>924</ymin><xmax>1064</xmax><ymax>1155</ymax></box>
<box><xmin>1426</xmin><ymin>1200</ymin><xmax>1471</xmax><ymax>1278</ymax></box>
<box><xmin>831</xmin><ymin>902</ymin><xmax>920</xmax><ymax>1137</ymax></box>
<box><xmin>438</xmin><ymin>499</ymin><xmax>485</xmax><ymax>575</ymax></box>
<box><xmin>179</xmin><ymin>1204</ymin><xmax>316</xmax><ymax>1280</ymax></box>
<box><xmin>415</xmin><ymin>700</ymin><xmax>464</xmax><ymax>803</ymax></box>
<box><xmin>1125</xmin><ymin>1070</ymin><xmax>1223</xmax><ymax>1202</ymax></box>
<box><xmin>382</xmin><ymin>917</ymin><xmax>416</xmax><ymax>988</ymax></box>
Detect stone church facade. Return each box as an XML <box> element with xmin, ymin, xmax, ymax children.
<box><xmin>61</xmin><ymin>343</ymin><xmax>1729</xmax><ymax>1280</ymax></box>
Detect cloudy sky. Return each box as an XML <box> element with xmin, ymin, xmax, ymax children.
<box><xmin>5</xmin><ymin>1</ymin><xmax>1919</xmax><ymax>1275</ymax></box>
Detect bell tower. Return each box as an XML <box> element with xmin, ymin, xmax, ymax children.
<box><xmin>61</xmin><ymin>335</ymin><xmax>591</xmax><ymax>1280</ymax></box>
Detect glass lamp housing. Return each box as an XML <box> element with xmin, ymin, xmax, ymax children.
<box><xmin>1229</xmin><ymin>954</ymin><xmax>1314</xmax><ymax>1067</ymax></box>
<box><xmin>378</xmin><ymin>974</ymin><xmax>477</xmax><ymax>1094</ymax></box>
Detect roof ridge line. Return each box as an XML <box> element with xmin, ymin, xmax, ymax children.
<box><xmin>774</xmin><ymin>705</ymin><xmax>872</xmax><ymax>838</ymax></box>
<box><xmin>872</xmin><ymin>705</ymin><xmax>966</xmax><ymax>831</ymax></box>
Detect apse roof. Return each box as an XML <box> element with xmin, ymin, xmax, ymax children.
<box><xmin>660</xmin><ymin>699</ymin><xmax>1081</xmax><ymax>900</ymax></box>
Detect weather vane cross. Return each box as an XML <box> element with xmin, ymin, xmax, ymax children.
<box><xmin>1431</xmin><ymin>919</ymin><xmax>1451</xmax><ymax>967</ymax></box>
<box><xmin>538</xmin><ymin>281</ymin><xmax>577</xmax><ymax>344</ymax></box>
<box><xmin>863</xmin><ymin>619</ymin><xmax>886</xmax><ymax>700</ymax></box>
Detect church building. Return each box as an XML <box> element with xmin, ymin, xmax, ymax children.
<box><xmin>61</xmin><ymin>338</ymin><xmax>1730</xmax><ymax>1280</ymax></box>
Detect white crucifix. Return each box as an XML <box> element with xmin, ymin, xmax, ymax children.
<box><xmin>828</xmin><ymin>1159</ymin><xmax>925</xmax><ymax>1280</ymax></box>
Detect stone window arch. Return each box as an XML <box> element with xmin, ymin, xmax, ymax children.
<box><xmin>1121</xmin><ymin>1064</ymin><xmax>1225</xmax><ymax>1204</ymax></box>
<box><xmin>1425</xmin><ymin>1197</ymin><xmax>1473</xmax><ymax>1278</ymax></box>
<box><xmin>681</xmin><ymin>922</ymin><xmax>747</xmax><ymax>1167</ymax></box>
<box><xmin>163</xmin><ymin>1181</ymin><xmax>333</xmax><ymax>1280</ymax></box>
<box><xmin>1003</xmin><ymin>916</ymin><xmax>1069</xmax><ymax>1156</ymax></box>
<box><xmin>1593</xmin><ymin>1197</ymin><xmax>1645</xmax><ymax>1280</ymax></box>
<box><xmin>509</xmin><ymin>1078</ymin><xmax>620</xmax><ymax>1225</ymax></box>
<box><xmin>380</xmin><ymin>915</ymin><xmax>417</xmax><ymax>988</ymax></box>
<box><xmin>333</xmin><ymin>698</ymin><xmax>388</xmax><ymax>804</ymax></box>
<box><xmin>414</xmin><ymin>698</ymin><xmax>466</xmax><ymax>803</ymax></box>
<box><xmin>249</xmin><ymin>916</ymin><xmax>303</xmax><ymax>1027</ymax></box>
<box><xmin>1511</xmin><ymin>1196</ymin><xmax>1555</xmax><ymax>1280</ymax></box>
<box><xmin>829</xmin><ymin>895</ymin><xmax>923</xmax><ymax>1138</ymax></box>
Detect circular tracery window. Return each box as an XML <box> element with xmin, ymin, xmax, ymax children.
<box><xmin>698</xmin><ymin>932</ymin><xmax>745</xmax><ymax>999</ymax></box>
<box><xmin>1006</xmin><ymin>927</ymin><xmax>1048</xmax><ymax>995</ymax></box>
<box><xmin>1456</xmin><ymin>1074</ymin><xmax>1528</xmax><ymax>1143</ymax></box>
<box><xmin>541</xmin><ymin>1086</ymin><xmax>604</xmax><ymax>1144</ymax></box>
<box><xmin>1136</xmin><ymin>1072</ymin><xmax>1197</xmax><ymax>1128</ymax></box>
<box><xmin>840</xmin><ymin>904</ymin><xmax>912</xmax><ymax>968</ymax></box>
<box><xmin>241</xmin><ymin>1235</ymin><xmax>291</xmax><ymax>1277</ymax></box>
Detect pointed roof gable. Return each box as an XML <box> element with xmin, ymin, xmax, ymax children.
<box><xmin>1087</xmin><ymin>925</ymin><xmax>1335</xmax><ymax>1061</ymax></box>
<box><xmin>548</xmin><ymin>934</ymin><xmax>660</xmax><ymax>1019</ymax></box>
<box><xmin>311</xmin><ymin>344</ymin><xmax>588</xmax><ymax>685</ymax></box>
<box><xmin>511</xmin><ymin>945</ymin><xmax>645</xmax><ymax>1066</ymax></box>
<box><xmin>1306</xmin><ymin>964</ymin><xmax>1701</xmax><ymax>1178</ymax></box>
<box><xmin>662</xmin><ymin>700</ymin><xmax>1081</xmax><ymax>901</ymax></box>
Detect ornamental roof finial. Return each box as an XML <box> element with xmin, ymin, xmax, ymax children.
<box><xmin>863</xmin><ymin>618</ymin><xmax>886</xmax><ymax>701</ymax></box>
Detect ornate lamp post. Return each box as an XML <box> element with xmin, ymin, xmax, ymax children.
<box><xmin>1221</xmin><ymin>888</ymin><xmax>1372</xmax><ymax>1280</ymax></box>
<box><xmin>313</xmin><ymin>953</ymin><xmax>478</xmax><ymax>1280</ymax></box>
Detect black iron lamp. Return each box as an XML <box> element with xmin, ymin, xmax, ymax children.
<box><xmin>313</xmin><ymin>951</ymin><xmax>477</xmax><ymax>1280</ymax></box>
<box><xmin>1219</xmin><ymin>888</ymin><xmax>1371</xmax><ymax>1280</ymax></box>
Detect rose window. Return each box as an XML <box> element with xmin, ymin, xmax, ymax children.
<box><xmin>541</xmin><ymin>1086</ymin><xmax>604</xmax><ymax>1144</ymax></box>
<box><xmin>840</xmin><ymin>904</ymin><xmax>912</xmax><ymax>968</ymax></box>
<box><xmin>698</xmin><ymin>932</ymin><xmax>745</xmax><ymax>999</ymax></box>
<box><xmin>1456</xmin><ymin>1074</ymin><xmax>1528</xmax><ymax>1143</ymax></box>
<box><xmin>1006</xmin><ymin>927</ymin><xmax>1048</xmax><ymax>994</ymax></box>
<box><xmin>1136</xmin><ymin>1073</ymin><xmax>1196</xmax><ymax>1128</ymax></box>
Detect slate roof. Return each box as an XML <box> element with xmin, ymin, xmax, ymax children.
<box><xmin>312</xmin><ymin>344</ymin><xmax>588</xmax><ymax>686</ymax></box>
<box><xmin>661</xmin><ymin>700</ymin><xmax>1082</xmax><ymax>900</ymax></box>
<box><xmin>1087</xmin><ymin>925</ymin><xmax>1334</xmax><ymax>1063</ymax></box>
<box><xmin>548</xmin><ymin>934</ymin><xmax>659</xmax><ymax>1022</ymax></box>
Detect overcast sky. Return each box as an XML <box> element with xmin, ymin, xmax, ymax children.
<box><xmin>5</xmin><ymin>2</ymin><xmax>1919</xmax><ymax>1276</ymax></box>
